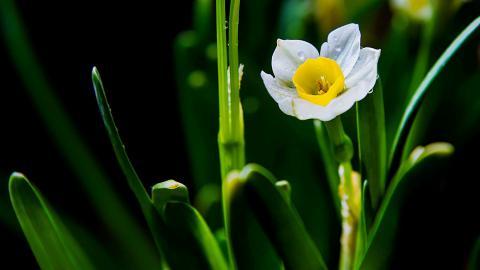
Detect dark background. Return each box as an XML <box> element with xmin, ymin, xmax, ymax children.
<box><xmin>1</xmin><ymin>0</ymin><xmax>479</xmax><ymax>269</ymax></box>
<box><xmin>0</xmin><ymin>0</ymin><xmax>194</xmax><ymax>268</ymax></box>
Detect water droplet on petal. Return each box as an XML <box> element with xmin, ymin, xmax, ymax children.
<box><xmin>297</xmin><ymin>51</ymin><xmax>305</xmax><ymax>61</ymax></box>
<box><xmin>335</xmin><ymin>47</ymin><xmax>342</xmax><ymax>52</ymax></box>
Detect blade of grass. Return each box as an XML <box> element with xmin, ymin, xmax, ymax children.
<box><xmin>0</xmin><ymin>1</ymin><xmax>161</xmax><ymax>268</ymax></box>
<box><xmin>356</xmin><ymin>79</ymin><xmax>387</xmax><ymax>209</ymax></box>
<box><xmin>9</xmin><ymin>173</ymin><xmax>93</xmax><ymax>270</ymax></box>
<box><xmin>91</xmin><ymin>68</ymin><xmax>171</xmax><ymax>266</ymax></box>
<box><xmin>91</xmin><ymin>68</ymin><xmax>151</xmax><ymax>214</ymax></box>
<box><xmin>388</xmin><ymin>16</ymin><xmax>480</xmax><ymax>172</ymax></box>
<box><xmin>360</xmin><ymin>142</ymin><xmax>454</xmax><ymax>269</ymax></box>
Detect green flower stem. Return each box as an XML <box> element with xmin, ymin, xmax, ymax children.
<box><xmin>340</xmin><ymin>161</ymin><xmax>353</xmax><ymax>201</ymax></box>
<box><xmin>324</xmin><ymin>117</ymin><xmax>353</xmax><ymax>164</ymax></box>
<box><xmin>313</xmin><ymin>120</ymin><xmax>341</xmax><ymax>217</ymax></box>
<box><xmin>216</xmin><ymin>0</ymin><xmax>245</xmax><ymax>178</ymax></box>
<box><xmin>324</xmin><ymin>117</ymin><xmax>358</xmax><ymax>270</ymax></box>
<box><xmin>228</xmin><ymin>0</ymin><xmax>242</xmax><ymax>143</ymax></box>
<box><xmin>216</xmin><ymin>0</ymin><xmax>245</xmax><ymax>267</ymax></box>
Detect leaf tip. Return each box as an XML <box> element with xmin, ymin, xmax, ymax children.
<box><xmin>8</xmin><ymin>172</ymin><xmax>27</xmax><ymax>191</ymax></box>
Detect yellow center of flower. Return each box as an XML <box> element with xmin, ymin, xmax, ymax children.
<box><xmin>292</xmin><ymin>57</ymin><xmax>345</xmax><ymax>106</ymax></box>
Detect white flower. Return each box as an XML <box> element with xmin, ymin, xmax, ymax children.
<box><xmin>260</xmin><ymin>24</ymin><xmax>380</xmax><ymax>121</ymax></box>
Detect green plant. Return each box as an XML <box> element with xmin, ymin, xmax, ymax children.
<box><xmin>2</xmin><ymin>0</ymin><xmax>480</xmax><ymax>269</ymax></box>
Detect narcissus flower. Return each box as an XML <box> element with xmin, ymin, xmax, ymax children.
<box><xmin>261</xmin><ymin>24</ymin><xmax>380</xmax><ymax>121</ymax></box>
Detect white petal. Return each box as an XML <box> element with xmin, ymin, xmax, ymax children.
<box><xmin>261</xmin><ymin>70</ymin><xmax>363</xmax><ymax>121</ymax></box>
<box><xmin>345</xmin><ymin>47</ymin><xmax>380</xmax><ymax>100</ymax></box>
<box><xmin>289</xmin><ymin>98</ymin><xmax>337</xmax><ymax>121</ymax></box>
<box><xmin>260</xmin><ymin>71</ymin><xmax>297</xmax><ymax>103</ymax></box>
<box><xmin>287</xmin><ymin>84</ymin><xmax>364</xmax><ymax>121</ymax></box>
<box><xmin>320</xmin><ymin>24</ymin><xmax>361</xmax><ymax>77</ymax></box>
<box><xmin>272</xmin><ymin>39</ymin><xmax>319</xmax><ymax>82</ymax></box>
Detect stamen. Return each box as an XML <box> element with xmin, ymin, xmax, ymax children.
<box><xmin>316</xmin><ymin>76</ymin><xmax>331</xmax><ymax>95</ymax></box>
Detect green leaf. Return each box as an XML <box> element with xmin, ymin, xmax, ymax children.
<box><xmin>150</xmin><ymin>182</ymin><xmax>227</xmax><ymax>270</ymax></box>
<box><xmin>360</xmin><ymin>142</ymin><xmax>454</xmax><ymax>270</ymax></box>
<box><xmin>0</xmin><ymin>171</ymin><xmax>18</xmax><ymax>231</ymax></box>
<box><xmin>0</xmin><ymin>1</ymin><xmax>161</xmax><ymax>267</ymax></box>
<box><xmin>227</xmin><ymin>164</ymin><xmax>328</xmax><ymax>270</ymax></box>
<box><xmin>468</xmin><ymin>235</ymin><xmax>480</xmax><ymax>270</ymax></box>
<box><xmin>9</xmin><ymin>173</ymin><xmax>93</xmax><ymax>270</ymax></box>
<box><xmin>152</xmin><ymin>180</ymin><xmax>190</xmax><ymax>212</ymax></box>
<box><xmin>314</xmin><ymin>120</ymin><xmax>341</xmax><ymax>217</ymax></box>
<box><xmin>92</xmin><ymin>67</ymin><xmax>168</xmax><ymax>266</ymax></box>
<box><xmin>226</xmin><ymin>171</ymin><xmax>282</xmax><ymax>270</ymax></box>
<box><xmin>356</xmin><ymin>78</ymin><xmax>387</xmax><ymax>209</ymax></box>
<box><xmin>162</xmin><ymin>202</ymin><xmax>228</xmax><ymax>270</ymax></box>
<box><xmin>91</xmin><ymin>67</ymin><xmax>152</xmax><ymax>213</ymax></box>
<box><xmin>354</xmin><ymin>181</ymin><xmax>368</xmax><ymax>270</ymax></box>
<box><xmin>388</xmin><ymin>16</ymin><xmax>480</xmax><ymax>171</ymax></box>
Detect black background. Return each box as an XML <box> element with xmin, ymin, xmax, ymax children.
<box><xmin>1</xmin><ymin>0</ymin><xmax>480</xmax><ymax>269</ymax></box>
<box><xmin>0</xmin><ymin>0</ymin><xmax>194</xmax><ymax>268</ymax></box>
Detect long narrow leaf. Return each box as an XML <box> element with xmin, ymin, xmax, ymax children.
<box><xmin>356</xmin><ymin>79</ymin><xmax>387</xmax><ymax>209</ymax></box>
<box><xmin>360</xmin><ymin>143</ymin><xmax>454</xmax><ymax>269</ymax></box>
<box><xmin>388</xmin><ymin>16</ymin><xmax>480</xmax><ymax>171</ymax></box>
<box><xmin>151</xmin><ymin>181</ymin><xmax>227</xmax><ymax>270</ymax></box>
<box><xmin>9</xmin><ymin>173</ymin><xmax>93</xmax><ymax>270</ymax></box>
<box><xmin>91</xmin><ymin>67</ymin><xmax>151</xmax><ymax>213</ymax></box>
<box><xmin>0</xmin><ymin>1</ymin><xmax>160</xmax><ymax>267</ymax></box>
<box><xmin>91</xmin><ymin>67</ymin><xmax>168</xmax><ymax>265</ymax></box>
<box><xmin>227</xmin><ymin>171</ymin><xmax>282</xmax><ymax>270</ymax></box>
<box><xmin>163</xmin><ymin>202</ymin><xmax>228</xmax><ymax>270</ymax></box>
<box><xmin>228</xmin><ymin>164</ymin><xmax>327</xmax><ymax>270</ymax></box>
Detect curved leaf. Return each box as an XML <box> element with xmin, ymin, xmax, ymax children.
<box><xmin>163</xmin><ymin>202</ymin><xmax>228</xmax><ymax>270</ymax></box>
<box><xmin>9</xmin><ymin>173</ymin><xmax>93</xmax><ymax>270</ymax></box>
<box><xmin>356</xmin><ymin>78</ymin><xmax>387</xmax><ymax>209</ymax></box>
<box><xmin>91</xmin><ymin>67</ymin><xmax>151</xmax><ymax>211</ymax></box>
<box><xmin>150</xmin><ymin>181</ymin><xmax>227</xmax><ymax>270</ymax></box>
<box><xmin>0</xmin><ymin>1</ymin><xmax>160</xmax><ymax>267</ymax></box>
<box><xmin>226</xmin><ymin>171</ymin><xmax>282</xmax><ymax>270</ymax></box>
<box><xmin>92</xmin><ymin>67</ymin><xmax>167</xmax><ymax>265</ymax></box>
<box><xmin>360</xmin><ymin>143</ymin><xmax>454</xmax><ymax>269</ymax></box>
<box><xmin>227</xmin><ymin>164</ymin><xmax>327</xmax><ymax>270</ymax></box>
<box><xmin>388</xmin><ymin>16</ymin><xmax>480</xmax><ymax>171</ymax></box>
